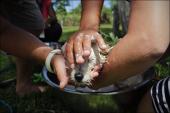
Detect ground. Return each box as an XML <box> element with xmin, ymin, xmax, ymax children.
<box><xmin>0</xmin><ymin>24</ymin><xmax>169</xmax><ymax>113</ymax></box>
<box><xmin>0</xmin><ymin>25</ymin><xmax>119</xmax><ymax>113</ymax></box>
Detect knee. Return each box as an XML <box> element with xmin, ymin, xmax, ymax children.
<box><xmin>28</xmin><ymin>29</ymin><xmax>44</xmax><ymax>37</ymax></box>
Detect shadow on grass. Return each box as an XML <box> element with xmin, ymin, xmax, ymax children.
<box><xmin>15</xmin><ymin>89</ymin><xmax>118</xmax><ymax>113</ymax></box>
<box><xmin>0</xmin><ymin>51</ymin><xmax>119</xmax><ymax>113</ymax></box>
<box><xmin>1</xmin><ymin>84</ymin><xmax>118</xmax><ymax>113</ymax></box>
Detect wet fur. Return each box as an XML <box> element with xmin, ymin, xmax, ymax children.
<box><xmin>70</xmin><ymin>43</ymin><xmax>110</xmax><ymax>86</ymax></box>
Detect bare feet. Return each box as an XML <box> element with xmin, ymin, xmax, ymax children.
<box><xmin>15</xmin><ymin>57</ymin><xmax>47</xmax><ymax>96</ymax></box>
<box><xmin>16</xmin><ymin>83</ymin><xmax>47</xmax><ymax>96</ymax></box>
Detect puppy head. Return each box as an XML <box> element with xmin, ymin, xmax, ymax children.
<box><xmin>70</xmin><ymin>44</ymin><xmax>108</xmax><ymax>86</ymax></box>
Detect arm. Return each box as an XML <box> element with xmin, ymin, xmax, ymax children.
<box><xmin>65</xmin><ymin>0</ymin><xmax>107</xmax><ymax>72</ymax></box>
<box><xmin>0</xmin><ymin>17</ymin><xmax>51</xmax><ymax>63</ymax></box>
<box><xmin>94</xmin><ymin>0</ymin><xmax>170</xmax><ymax>87</ymax></box>
<box><xmin>80</xmin><ymin>0</ymin><xmax>103</xmax><ymax>30</ymax></box>
<box><xmin>0</xmin><ymin>17</ymin><xmax>68</xmax><ymax>89</ymax></box>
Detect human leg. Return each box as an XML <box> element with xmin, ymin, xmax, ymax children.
<box><xmin>0</xmin><ymin>0</ymin><xmax>45</xmax><ymax>95</ymax></box>
<box><xmin>138</xmin><ymin>77</ymin><xmax>170</xmax><ymax>113</ymax></box>
<box><xmin>137</xmin><ymin>90</ymin><xmax>155</xmax><ymax>113</ymax></box>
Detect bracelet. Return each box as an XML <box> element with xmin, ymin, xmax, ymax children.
<box><xmin>45</xmin><ymin>49</ymin><xmax>62</xmax><ymax>73</ymax></box>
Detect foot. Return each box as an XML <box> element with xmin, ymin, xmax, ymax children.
<box><xmin>15</xmin><ymin>57</ymin><xmax>46</xmax><ymax>96</ymax></box>
<box><xmin>16</xmin><ymin>83</ymin><xmax>47</xmax><ymax>96</ymax></box>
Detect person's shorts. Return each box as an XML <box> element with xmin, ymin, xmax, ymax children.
<box><xmin>0</xmin><ymin>0</ymin><xmax>44</xmax><ymax>31</ymax></box>
<box><xmin>151</xmin><ymin>77</ymin><xmax>170</xmax><ymax>113</ymax></box>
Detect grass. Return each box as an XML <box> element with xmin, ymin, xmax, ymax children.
<box><xmin>59</xmin><ymin>24</ymin><xmax>112</xmax><ymax>42</ymax></box>
<box><xmin>0</xmin><ymin>24</ymin><xmax>120</xmax><ymax>113</ymax></box>
<box><xmin>154</xmin><ymin>57</ymin><xmax>170</xmax><ymax>79</ymax></box>
<box><xmin>0</xmin><ymin>24</ymin><xmax>169</xmax><ymax>113</ymax></box>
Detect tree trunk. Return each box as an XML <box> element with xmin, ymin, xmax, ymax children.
<box><xmin>113</xmin><ymin>1</ymin><xmax>130</xmax><ymax>38</ymax></box>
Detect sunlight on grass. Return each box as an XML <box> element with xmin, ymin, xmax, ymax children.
<box><xmin>59</xmin><ymin>24</ymin><xmax>112</xmax><ymax>42</ymax></box>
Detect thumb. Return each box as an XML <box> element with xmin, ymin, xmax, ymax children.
<box><xmin>52</xmin><ymin>56</ymin><xmax>69</xmax><ymax>90</ymax></box>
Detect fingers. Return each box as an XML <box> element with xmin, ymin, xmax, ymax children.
<box><xmin>82</xmin><ymin>35</ymin><xmax>91</xmax><ymax>58</ymax></box>
<box><xmin>95</xmin><ymin>33</ymin><xmax>107</xmax><ymax>50</ymax></box>
<box><xmin>53</xmin><ymin>56</ymin><xmax>69</xmax><ymax>89</ymax></box>
<box><xmin>91</xmin><ymin>64</ymin><xmax>102</xmax><ymax>78</ymax></box>
<box><xmin>65</xmin><ymin>30</ymin><xmax>107</xmax><ymax>67</ymax></box>
<box><xmin>65</xmin><ymin>40</ymin><xmax>75</xmax><ymax>68</ymax></box>
<box><xmin>93</xmin><ymin>64</ymin><xmax>102</xmax><ymax>72</ymax></box>
<box><xmin>74</xmin><ymin>34</ymin><xmax>85</xmax><ymax>64</ymax></box>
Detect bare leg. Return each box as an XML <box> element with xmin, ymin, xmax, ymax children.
<box><xmin>16</xmin><ymin>29</ymin><xmax>46</xmax><ymax>96</ymax></box>
<box><xmin>15</xmin><ymin>58</ymin><xmax>45</xmax><ymax>95</ymax></box>
<box><xmin>137</xmin><ymin>90</ymin><xmax>155</xmax><ymax>113</ymax></box>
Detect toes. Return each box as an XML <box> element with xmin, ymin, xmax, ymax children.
<box><xmin>16</xmin><ymin>85</ymin><xmax>48</xmax><ymax>96</ymax></box>
<box><xmin>37</xmin><ymin>86</ymin><xmax>48</xmax><ymax>93</ymax></box>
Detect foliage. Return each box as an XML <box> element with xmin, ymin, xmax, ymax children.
<box><xmin>55</xmin><ymin>0</ymin><xmax>68</xmax><ymax>26</ymax></box>
<box><xmin>154</xmin><ymin>57</ymin><xmax>170</xmax><ymax>79</ymax></box>
<box><xmin>101</xmin><ymin>6</ymin><xmax>113</xmax><ymax>24</ymax></box>
<box><xmin>55</xmin><ymin>0</ymin><xmax>81</xmax><ymax>26</ymax></box>
<box><xmin>0</xmin><ymin>24</ymin><xmax>169</xmax><ymax>113</ymax></box>
<box><xmin>56</xmin><ymin>1</ymin><xmax>113</xmax><ymax>26</ymax></box>
<box><xmin>56</xmin><ymin>0</ymin><xmax>68</xmax><ymax>16</ymax></box>
<box><xmin>100</xmin><ymin>31</ymin><xmax>119</xmax><ymax>46</ymax></box>
<box><xmin>0</xmin><ymin>53</ymin><xmax>16</xmax><ymax>81</ymax></box>
<box><xmin>61</xmin><ymin>13</ymin><xmax>81</xmax><ymax>26</ymax></box>
<box><xmin>70</xmin><ymin>4</ymin><xmax>81</xmax><ymax>14</ymax></box>
<box><xmin>110</xmin><ymin>0</ymin><xmax>118</xmax><ymax>9</ymax></box>
<box><xmin>32</xmin><ymin>73</ymin><xmax>44</xmax><ymax>83</ymax></box>
<box><xmin>59</xmin><ymin>24</ymin><xmax>113</xmax><ymax>42</ymax></box>
<box><xmin>0</xmin><ymin>53</ymin><xmax>11</xmax><ymax>69</ymax></box>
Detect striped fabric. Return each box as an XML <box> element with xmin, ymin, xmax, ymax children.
<box><xmin>151</xmin><ymin>77</ymin><xmax>170</xmax><ymax>113</ymax></box>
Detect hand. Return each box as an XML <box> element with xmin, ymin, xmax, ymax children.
<box><xmin>65</xmin><ymin>29</ymin><xmax>108</xmax><ymax>68</ymax></box>
<box><xmin>51</xmin><ymin>54</ymin><xmax>69</xmax><ymax>90</ymax></box>
<box><xmin>64</xmin><ymin>29</ymin><xmax>107</xmax><ymax>79</ymax></box>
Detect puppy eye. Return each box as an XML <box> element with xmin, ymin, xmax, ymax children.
<box><xmin>88</xmin><ymin>59</ymin><xmax>90</xmax><ymax>63</ymax></box>
<box><xmin>91</xmin><ymin>68</ymin><xmax>94</xmax><ymax>71</ymax></box>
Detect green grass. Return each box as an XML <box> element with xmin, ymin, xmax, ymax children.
<box><xmin>154</xmin><ymin>57</ymin><xmax>170</xmax><ymax>79</ymax></box>
<box><xmin>0</xmin><ymin>54</ymin><xmax>16</xmax><ymax>81</ymax></box>
<box><xmin>0</xmin><ymin>24</ymin><xmax>169</xmax><ymax>113</ymax></box>
<box><xmin>59</xmin><ymin>24</ymin><xmax>112</xmax><ymax>42</ymax></box>
<box><xmin>58</xmin><ymin>26</ymin><xmax>78</xmax><ymax>42</ymax></box>
<box><xmin>0</xmin><ymin>24</ymin><xmax>119</xmax><ymax>113</ymax></box>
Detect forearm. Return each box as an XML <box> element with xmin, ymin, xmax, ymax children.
<box><xmin>96</xmin><ymin>0</ymin><xmax>169</xmax><ymax>87</ymax></box>
<box><xmin>0</xmin><ymin>17</ymin><xmax>52</xmax><ymax>64</ymax></box>
<box><xmin>80</xmin><ymin>0</ymin><xmax>103</xmax><ymax>30</ymax></box>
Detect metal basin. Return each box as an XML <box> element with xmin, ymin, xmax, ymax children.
<box><xmin>42</xmin><ymin>67</ymin><xmax>155</xmax><ymax>95</ymax></box>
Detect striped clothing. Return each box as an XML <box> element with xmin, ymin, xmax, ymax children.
<box><xmin>151</xmin><ymin>77</ymin><xmax>170</xmax><ymax>113</ymax></box>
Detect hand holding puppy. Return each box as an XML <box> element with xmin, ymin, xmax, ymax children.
<box><xmin>65</xmin><ymin>29</ymin><xmax>108</xmax><ymax>77</ymax></box>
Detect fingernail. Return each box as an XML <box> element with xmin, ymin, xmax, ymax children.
<box><xmin>70</xmin><ymin>64</ymin><xmax>75</xmax><ymax>69</ymax></box>
<box><xmin>59</xmin><ymin>82</ymin><xmax>65</xmax><ymax>90</ymax></box>
<box><xmin>92</xmin><ymin>72</ymin><xmax>99</xmax><ymax>77</ymax></box>
<box><xmin>76</xmin><ymin>56</ymin><xmax>84</xmax><ymax>63</ymax></box>
<box><xmin>101</xmin><ymin>45</ymin><xmax>107</xmax><ymax>49</ymax></box>
<box><xmin>84</xmin><ymin>50</ymin><xmax>90</xmax><ymax>56</ymax></box>
<box><xmin>100</xmin><ymin>64</ymin><xmax>103</xmax><ymax>68</ymax></box>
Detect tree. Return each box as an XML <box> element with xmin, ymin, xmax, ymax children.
<box><xmin>111</xmin><ymin>0</ymin><xmax>130</xmax><ymax>38</ymax></box>
<box><xmin>55</xmin><ymin>0</ymin><xmax>70</xmax><ymax>26</ymax></box>
<box><xmin>56</xmin><ymin>0</ymin><xmax>68</xmax><ymax>15</ymax></box>
<box><xmin>101</xmin><ymin>6</ymin><xmax>112</xmax><ymax>24</ymax></box>
<box><xmin>70</xmin><ymin>3</ymin><xmax>81</xmax><ymax>14</ymax></box>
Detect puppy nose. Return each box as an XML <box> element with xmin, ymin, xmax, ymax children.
<box><xmin>75</xmin><ymin>72</ymin><xmax>83</xmax><ymax>82</ymax></box>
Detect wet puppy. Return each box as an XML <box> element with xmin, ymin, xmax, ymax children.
<box><xmin>69</xmin><ymin>43</ymin><xmax>110</xmax><ymax>86</ymax></box>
